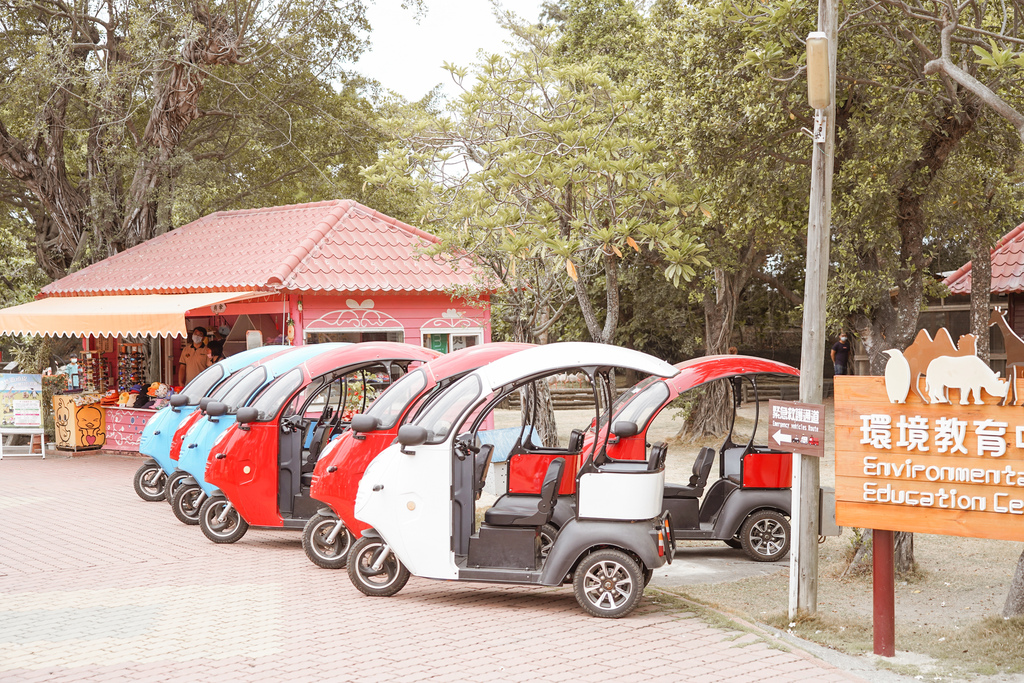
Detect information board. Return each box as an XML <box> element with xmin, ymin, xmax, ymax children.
<box><xmin>768</xmin><ymin>399</ymin><xmax>825</xmax><ymax>458</ymax></box>
<box><xmin>0</xmin><ymin>374</ymin><xmax>43</xmax><ymax>430</ymax></box>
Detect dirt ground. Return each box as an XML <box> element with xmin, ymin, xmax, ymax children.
<box><xmin>492</xmin><ymin>397</ymin><xmax>1024</xmax><ymax>680</ymax></box>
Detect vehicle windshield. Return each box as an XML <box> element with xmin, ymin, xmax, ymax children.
<box><xmin>220</xmin><ymin>366</ymin><xmax>269</xmax><ymax>411</ymax></box>
<box><xmin>413</xmin><ymin>374</ymin><xmax>482</xmax><ymax>444</ymax></box>
<box><xmin>209</xmin><ymin>366</ymin><xmax>255</xmax><ymax>401</ymax></box>
<box><xmin>180</xmin><ymin>364</ymin><xmax>225</xmax><ymax>404</ymax></box>
<box><xmin>364</xmin><ymin>368</ymin><xmax>428</xmax><ymax>430</ymax></box>
<box><xmin>249</xmin><ymin>368</ymin><xmax>304</xmax><ymax>420</ymax></box>
<box><xmin>609</xmin><ymin>378</ymin><xmax>670</xmax><ymax>431</ymax></box>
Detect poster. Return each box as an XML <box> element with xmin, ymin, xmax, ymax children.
<box><xmin>0</xmin><ymin>374</ymin><xmax>43</xmax><ymax>430</ymax></box>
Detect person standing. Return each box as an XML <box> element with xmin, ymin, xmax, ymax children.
<box><xmin>178</xmin><ymin>326</ymin><xmax>212</xmax><ymax>386</ymax></box>
<box><xmin>831</xmin><ymin>333</ymin><xmax>852</xmax><ymax>376</ymax></box>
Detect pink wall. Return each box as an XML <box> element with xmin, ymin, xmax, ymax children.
<box><xmin>298</xmin><ymin>291</ymin><xmax>491</xmax><ymax>346</ymax></box>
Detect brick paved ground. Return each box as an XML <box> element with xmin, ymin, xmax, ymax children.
<box><xmin>0</xmin><ymin>455</ymin><xmax>861</xmax><ymax>682</ymax></box>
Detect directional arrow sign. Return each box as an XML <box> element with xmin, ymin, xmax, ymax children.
<box><xmin>772</xmin><ymin>429</ymin><xmax>793</xmax><ymax>445</ymax></box>
<box><xmin>768</xmin><ymin>399</ymin><xmax>825</xmax><ymax>458</ymax></box>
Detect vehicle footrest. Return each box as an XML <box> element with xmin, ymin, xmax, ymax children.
<box><xmin>467</xmin><ymin>524</ymin><xmax>539</xmax><ymax>570</ymax></box>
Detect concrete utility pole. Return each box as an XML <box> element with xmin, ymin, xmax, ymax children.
<box><xmin>789</xmin><ymin>0</ymin><xmax>837</xmax><ymax>620</ymax></box>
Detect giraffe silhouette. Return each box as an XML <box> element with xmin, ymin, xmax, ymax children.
<box><xmin>989</xmin><ymin>307</ymin><xmax>1024</xmax><ymax>405</ymax></box>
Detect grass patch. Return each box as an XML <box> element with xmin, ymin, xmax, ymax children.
<box><xmin>647</xmin><ymin>587</ymin><xmax>791</xmax><ymax>653</ymax></box>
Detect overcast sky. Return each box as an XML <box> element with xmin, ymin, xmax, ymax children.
<box><xmin>355</xmin><ymin>0</ymin><xmax>545</xmax><ymax>101</ymax></box>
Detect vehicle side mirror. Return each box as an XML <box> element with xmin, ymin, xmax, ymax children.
<box><xmin>205</xmin><ymin>401</ymin><xmax>228</xmax><ymax>417</ymax></box>
<box><xmin>350</xmin><ymin>414</ymin><xmax>379</xmax><ymax>433</ymax></box>
<box><xmin>169</xmin><ymin>394</ymin><xmax>188</xmax><ymax>408</ymax></box>
<box><xmin>397</xmin><ymin>424</ymin><xmax>429</xmax><ymax>451</ymax></box>
<box><xmin>236</xmin><ymin>407</ymin><xmax>259</xmax><ymax>424</ymax></box>
<box><xmin>198</xmin><ymin>397</ymin><xmax>213</xmax><ymax>412</ymax></box>
<box><xmin>611</xmin><ymin>421</ymin><xmax>638</xmax><ymax>438</ymax></box>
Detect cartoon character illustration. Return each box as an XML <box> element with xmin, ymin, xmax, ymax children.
<box><xmin>76</xmin><ymin>405</ymin><xmax>105</xmax><ymax>447</ymax></box>
<box><xmin>883</xmin><ymin>349</ymin><xmax>912</xmax><ymax>404</ymax></box>
<box><xmin>925</xmin><ymin>355</ymin><xmax>1010</xmax><ymax>405</ymax></box>
<box><xmin>55</xmin><ymin>402</ymin><xmax>71</xmax><ymax>444</ymax></box>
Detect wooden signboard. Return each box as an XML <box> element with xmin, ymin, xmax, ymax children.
<box><xmin>836</xmin><ymin>372</ymin><xmax>1024</xmax><ymax>542</ymax></box>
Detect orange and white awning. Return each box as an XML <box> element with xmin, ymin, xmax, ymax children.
<box><xmin>0</xmin><ymin>292</ymin><xmax>264</xmax><ymax>338</ymax></box>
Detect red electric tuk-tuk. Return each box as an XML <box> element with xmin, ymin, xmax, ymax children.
<box><xmin>302</xmin><ymin>342</ymin><xmax>533</xmax><ymax>568</ymax></box>
<box><xmin>199</xmin><ymin>343</ymin><xmax>439</xmax><ymax>544</ymax></box>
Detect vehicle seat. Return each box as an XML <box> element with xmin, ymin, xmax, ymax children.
<box><xmin>473</xmin><ymin>444</ymin><xmax>494</xmax><ymax>500</ymax></box>
<box><xmin>568</xmin><ymin>429</ymin><xmax>585</xmax><ymax>454</ymax></box>
<box><xmin>484</xmin><ymin>457</ymin><xmax>564</xmax><ymax>526</ymax></box>
<box><xmin>648</xmin><ymin>442</ymin><xmax>668</xmax><ymax>472</ymax></box>
<box><xmin>664</xmin><ymin>446</ymin><xmax>715</xmax><ymax>499</ymax></box>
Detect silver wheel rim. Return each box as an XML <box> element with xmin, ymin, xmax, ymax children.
<box><xmin>583</xmin><ymin>560</ymin><xmax>633</xmax><ymax>611</ymax></box>
<box><xmin>750</xmin><ymin>518</ymin><xmax>786</xmax><ymax>557</ymax></box>
<box><xmin>141</xmin><ymin>468</ymin><xmax>164</xmax><ymax>494</ymax></box>
<box><xmin>357</xmin><ymin>543</ymin><xmax>400</xmax><ymax>588</ymax></box>
<box><xmin>206</xmin><ymin>502</ymin><xmax>238</xmax><ymax>536</ymax></box>
<box><xmin>313</xmin><ymin>519</ymin><xmax>349</xmax><ymax>560</ymax></box>
<box><xmin>181</xmin><ymin>489</ymin><xmax>201</xmax><ymax>516</ymax></box>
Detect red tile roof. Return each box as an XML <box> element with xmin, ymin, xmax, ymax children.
<box><xmin>40</xmin><ymin>200</ymin><xmax>486</xmax><ymax>297</ymax></box>
<box><xmin>943</xmin><ymin>221</ymin><xmax>1024</xmax><ymax>295</ymax></box>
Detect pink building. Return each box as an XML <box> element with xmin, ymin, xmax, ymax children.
<box><xmin>0</xmin><ymin>200</ymin><xmax>491</xmax><ymax>451</ymax></box>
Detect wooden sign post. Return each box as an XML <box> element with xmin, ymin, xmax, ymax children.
<box><xmin>836</xmin><ymin>332</ymin><xmax>1024</xmax><ymax>655</ymax></box>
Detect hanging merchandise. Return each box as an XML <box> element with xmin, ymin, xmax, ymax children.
<box><xmin>78</xmin><ymin>350</ymin><xmax>110</xmax><ymax>394</ymax></box>
<box><xmin>117</xmin><ymin>342</ymin><xmax>146</xmax><ymax>391</ymax></box>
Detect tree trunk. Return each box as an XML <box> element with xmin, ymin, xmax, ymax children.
<box><xmin>970</xmin><ymin>227</ymin><xmax>993</xmax><ymax>362</ymax></box>
<box><xmin>677</xmin><ymin>267</ymin><xmax>741</xmax><ymax>438</ymax></box>
<box><xmin>1003</xmin><ymin>547</ymin><xmax>1024</xmax><ymax>617</ymax></box>
<box><xmin>509</xmin><ymin>296</ymin><xmax>559</xmax><ymax>446</ymax></box>
<box><xmin>848</xmin><ymin>97</ymin><xmax>980</xmax><ymax>575</ymax></box>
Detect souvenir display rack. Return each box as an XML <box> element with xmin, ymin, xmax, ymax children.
<box><xmin>78</xmin><ymin>350</ymin><xmax>109</xmax><ymax>394</ymax></box>
<box><xmin>117</xmin><ymin>343</ymin><xmax>146</xmax><ymax>391</ymax></box>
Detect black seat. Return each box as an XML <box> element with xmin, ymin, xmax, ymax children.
<box><xmin>664</xmin><ymin>446</ymin><xmax>716</xmax><ymax>499</ymax></box>
<box><xmin>484</xmin><ymin>457</ymin><xmax>565</xmax><ymax>527</ymax></box>
<box><xmin>648</xmin><ymin>442</ymin><xmax>668</xmax><ymax>472</ymax></box>
<box><xmin>567</xmin><ymin>429</ymin><xmax>585</xmax><ymax>453</ymax></box>
<box><xmin>473</xmin><ymin>444</ymin><xmax>494</xmax><ymax>500</ymax></box>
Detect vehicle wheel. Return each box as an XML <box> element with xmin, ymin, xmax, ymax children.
<box><xmin>199</xmin><ymin>496</ymin><xmax>249</xmax><ymax>543</ymax></box>
<box><xmin>723</xmin><ymin>538</ymin><xmax>743</xmax><ymax>550</ymax></box>
<box><xmin>133</xmin><ymin>462</ymin><xmax>166</xmax><ymax>502</ymax></box>
<box><xmin>170</xmin><ymin>483</ymin><xmax>204</xmax><ymax>526</ymax></box>
<box><xmin>302</xmin><ymin>513</ymin><xmax>352</xmax><ymax>569</ymax></box>
<box><xmin>539</xmin><ymin>523</ymin><xmax>558</xmax><ymax>562</ymax></box>
<box><xmin>572</xmin><ymin>549</ymin><xmax>643</xmax><ymax>618</ymax></box>
<box><xmin>739</xmin><ymin>510</ymin><xmax>790</xmax><ymax>562</ymax></box>
<box><xmin>164</xmin><ymin>470</ymin><xmax>190</xmax><ymax>505</ymax></box>
<box><xmin>347</xmin><ymin>536</ymin><xmax>409</xmax><ymax>597</ymax></box>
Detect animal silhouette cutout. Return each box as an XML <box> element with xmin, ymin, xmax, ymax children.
<box><xmin>990</xmin><ymin>308</ymin><xmax>1024</xmax><ymax>405</ymax></box>
<box><xmin>901</xmin><ymin>329</ymin><xmax>977</xmax><ymax>403</ymax></box>
<box><xmin>883</xmin><ymin>350</ymin><xmax>912</xmax><ymax>403</ymax></box>
<box><xmin>925</xmin><ymin>355</ymin><xmax>1009</xmax><ymax>404</ymax></box>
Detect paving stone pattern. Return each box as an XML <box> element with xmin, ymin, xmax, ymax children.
<box><xmin>0</xmin><ymin>456</ymin><xmax>860</xmax><ymax>682</ymax></box>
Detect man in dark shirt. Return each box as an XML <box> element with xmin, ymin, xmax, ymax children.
<box><xmin>831</xmin><ymin>333</ymin><xmax>851</xmax><ymax>375</ymax></box>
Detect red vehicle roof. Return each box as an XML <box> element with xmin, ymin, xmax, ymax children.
<box><xmin>40</xmin><ymin>200</ymin><xmax>485</xmax><ymax>297</ymax></box>
<box><xmin>422</xmin><ymin>342</ymin><xmax>535</xmax><ymax>382</ymax></box>
<box><xmin>666</xmin><ymin>355</ymin><xmax>799</xmax><ymax>396</ymax></box>
<box><xmin>944</xmin><ymin>221</ymin><xmax>1024</xmax><ymax>295</ymax></box>
<box><xmin>294</xmin><ymin>342</ymin><xmax>440</xmax><ymax>381</ymax></box>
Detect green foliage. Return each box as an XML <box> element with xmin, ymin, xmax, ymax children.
<box><xmin>362</xmin><ymin>19</ymin><xmax>708</xmax><ymax>345</ymax></box>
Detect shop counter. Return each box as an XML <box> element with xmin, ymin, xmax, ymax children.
<box><xmin>104</xmin><ymin>406</ymin><xmax>159</xmax><ymax>452</ymax></box>
<box><xmin>52</xmin><ymin>395</ymin><xmax>106</xmax><ymax>452</ymax></box>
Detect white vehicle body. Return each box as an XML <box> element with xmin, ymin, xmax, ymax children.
<box><xmin>354</xmin><ymin>342</ymin><xmax>678</xmax><ymax>580</ymax></box>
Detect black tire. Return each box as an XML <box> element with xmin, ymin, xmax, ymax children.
<box><xmin>199</xmin><ymin>496</ymin><xmax>249</xmax><ymax>543</ymax></box>
<box><xmin>739</xmin><ymin>510</ymin><xmax>790</xmax><ymax>562</ymax></box>
<box><xmin>164</xmin><ymin>470</ymin><xmax>190</xmax><ymax>505</ymax></box>
<box><xmin>723</xmin><ymin>538</ymin><xmax>743</xmax><ymax>550</ymax></box>
<box><xmin>539</xmin><ymin>523</ymin><xmax>558</xmax><ymax>562</ymax></box>
<box><xmin>133</xmin><ymin>462</ymin><xmax>166</xmax><ymax>502</ymax></box>
<box><xmin>170</xmin><ymin>483</ymin><xmax>204</xmax><ymax>526</ymax></box>
<box><xmin>347</xmin><ymin>536</ymin><xmax>409</xmax><ymax>597</ymax></box>
<box><xmin>302</xmin><ymin>513</ymin><xmax>352</xmax><ymax>569</ymax></box>
<box><xmin>572</xmin><ymin>549</ymin><xmax>644</xmax><ymax>618</ymax></box>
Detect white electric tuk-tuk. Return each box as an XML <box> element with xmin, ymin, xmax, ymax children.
<box><xmin>347</xmin><ymin>342</ymin><xmax>679</xmax><ymax>618</ymax></box>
